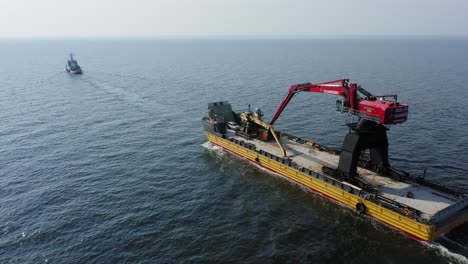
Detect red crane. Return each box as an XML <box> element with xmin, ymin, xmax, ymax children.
<box><xmin>269</xmin><ymin>79</ymin><xmax>410</xmax><ymax>182</ymax></box>
<box><xmin>270</xmin><ymin>79</ymin><xmax>408</xmax><ymax>127</ymax></box>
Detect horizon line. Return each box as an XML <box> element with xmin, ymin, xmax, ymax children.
<box><xmin>1</xmin><ymin>34</ymin><xmax>468</xmax><ymax>40</ymax></box>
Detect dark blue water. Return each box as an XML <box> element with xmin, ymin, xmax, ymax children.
<box><xmin>0</xmin><ymin>38</ymin><xmax>467</xmax><ymax>263</ymax></box>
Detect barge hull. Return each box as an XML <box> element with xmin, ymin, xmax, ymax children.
<box><xmin>205</xmin><ymin>131</ymin><xmax>468</xmax><ymax>241</ymax></box>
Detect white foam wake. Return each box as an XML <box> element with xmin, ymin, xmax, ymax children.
<box><xmin>201</xmin><ymin>141</ymin><xmax>215</xmax><ymax>150</ymax></box>
<box><xmin>426</xmin><ymin>242</ymin><xmax>468</xmax><ymax>264</ymax></box>
<box><xmin>201</xmin><ymin>141</ymin><xmax>223</xmax><ymax>152</ymax></box>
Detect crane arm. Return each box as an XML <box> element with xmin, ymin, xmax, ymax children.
<box><xmin>270</xmin><ymin>78</ymin><xmax>408</xmax><ymax>126</ymax></box>
<box><xmin>270</xmin><ymin>79</ymin><xmax>350</xmax><ymax>125</ymax></box>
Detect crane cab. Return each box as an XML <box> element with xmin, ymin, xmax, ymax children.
<box><xmin>358</xmin><ymin>99</ymin><xmax>408</xmax><ymax>125</ymax></box>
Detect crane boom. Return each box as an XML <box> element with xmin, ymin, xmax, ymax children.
<box><xmin>270</xmin><ymin>79</ymin><xmax>408</xmax><ymax>126</ymax></box>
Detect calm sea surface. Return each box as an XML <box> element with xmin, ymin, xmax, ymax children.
<box><xmin>0</xmin><ymin>38</ymin><xmax>467</xmax><ymax>263</ymax></box>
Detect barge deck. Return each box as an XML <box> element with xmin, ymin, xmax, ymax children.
<box><xmin>229</xmin><ymin>132</ymin><xmax>456</xmax><ymax>219</ymax></box>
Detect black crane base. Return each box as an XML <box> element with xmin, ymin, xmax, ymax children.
<box><xmin>335</xmin><ymin>123</ymin><xmax>407</xmax><ymax>182</ymax></box>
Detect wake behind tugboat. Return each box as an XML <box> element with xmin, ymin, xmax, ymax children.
<box><xmin>66</xmin><ymin>53</ymin><xmax>83</xmax><ymax>74</ymax></box>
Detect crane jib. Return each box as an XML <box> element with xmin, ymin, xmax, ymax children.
<box><xmin>270</xmin><ymin>78</ymin><xmax>408</xmax><ymax>126</ymax></box>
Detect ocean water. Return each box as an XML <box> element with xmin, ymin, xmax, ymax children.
<box><xmin>0</xmin><ymin>38</ymin><xmax>467</xmax><ymax>263</ymax></box>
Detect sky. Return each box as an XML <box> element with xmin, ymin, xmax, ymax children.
<box><xmin>0</xmin><ymin>0</ymin><xmax>467</xmax><ymax>38</ymax></box>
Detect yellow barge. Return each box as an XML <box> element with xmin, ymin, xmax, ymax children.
<box><xmin>202</xmin><ymin>101</ymin><xmax>468</xmax><ymax>241</ymax></box>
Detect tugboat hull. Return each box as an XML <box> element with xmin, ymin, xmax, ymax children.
<box><xmin>66</xmin><ymin>66</ymin><xmax>83</xmax><ymax>75</ymax></box>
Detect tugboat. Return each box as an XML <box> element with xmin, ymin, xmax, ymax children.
<box><xmin>65</xmin><ymin>53</ymin><xmax>83</xmax><ymax>74</ymax></box>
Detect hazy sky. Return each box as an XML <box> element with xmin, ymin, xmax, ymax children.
<box><xmin>1</xmin><ymin>0</ymin><xmax>467</xmax><ymax>37</ymax></box>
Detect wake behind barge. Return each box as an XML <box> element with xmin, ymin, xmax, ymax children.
<box><xmin>202</xmin><ymin>79</ymin><xmax>468</xmax><ymax>241</ymax></box>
